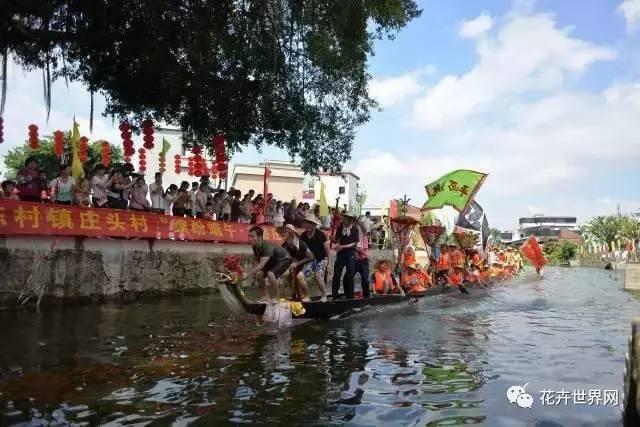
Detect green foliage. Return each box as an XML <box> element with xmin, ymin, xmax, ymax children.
<box><xmin>619</xmin><ymin>217</ymin><xmax>640</xmax><ymax>242</ymax></box>
<box><xmin>582</xmin><ymin>215</ymin><xmax>640</xmax><ymax>246</ymax></box>
<box><xmin>420</xmin><ymin>211</ymin><xmax>436</xmax><ymax>225</ymax></box>
<box><xmin>581</xmin><ymin>216</ymin><xmax>623</xmax><ymax>245</ymax></box>
<box><xmin>1</xmin><ymin>0</ymin><xmax>421</xmax><ymax>173</ymax></box>
<box><xmin>543</xmin><ymin>240</ymin><xmax>577</xmax><ymax>264</ymax></box>
<box><xmin>489</xmin><ymin>227</ymin><xmax>502</xmax><ymax>241</ymax></box>
<box><xmin>3</xmin><ymin>134</ymin><xmax>122</xmax><ymax>181</ymax></box>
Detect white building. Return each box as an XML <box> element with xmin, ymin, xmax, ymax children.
<box><xmin>230</xmin><ymin>161</ymin><xmax>304</xmax><ymax>202</ymax></box>
<box><xmin>501</xmin><ymin>215</ymin><xmax>579</xmax><ymax>243</ymax></box>
<box><xmin>302</xmin><ymin>171</ymin><xmax>360</xmax><ymax>211</ymax></box>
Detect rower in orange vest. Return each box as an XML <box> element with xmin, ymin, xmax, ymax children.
<box><xmin>448</xmin><ymin>265</ymin><xmax>465</xmax><ymax>287</ymax></box>
<box><xmin>373</xmin><ymin>260</ymin><xmax>396</xmax><ymax>294</ymax></box>
<box><xmin>437</xmin><ymin>244</ymin><xmax>450</xmax><ymax>272</ymax></box>
<box><xmin>403</xmin><ymin>245</ymin><xmax>416</xmax><ymax>266</ymax></box>
<box><xmin>401</xmin><ymin>263</ymin><xmax>430</xmax><ymax>294</ymax></box>
<box><xmin>448</xmin><ymin>244</ymin><xmax>465</xmax><ymax>272</ymax></box>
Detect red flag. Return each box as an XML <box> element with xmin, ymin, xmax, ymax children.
<box><xmin>262</xmin><ymin>165</ymin><xmax>272</xmax><ymax>214</ymax></box>
<box><xmin>520</xmin><ymin>235</ymin><xmax>547</xmax><ymax>270</ymax></box>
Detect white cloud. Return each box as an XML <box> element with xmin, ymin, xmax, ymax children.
<box><xmin>0</xmin><ymin>63</ymin><xmax>121</xmax><ymax>179</ymax></box>
<box><xmin>368</xmin><ymin>72</ymin><xmax>424</xmax><ymax>108</ymax></box>
<box><xmin>619</xmin><ymin>0</ymin><xmax>640</xmax><ymax>34</ymax></box>
<box><xmin>459</xmin><ymin>14</ymin><xmax>494</xmax><ymax>39</ymax></box>
<box><xmin>411</xmin><ymin>13</ymin><xmax>617</xmax><ymax>129</ymax></box>
<box><xmin>355</xmin><ymin>80</ymin><xmax>640</xmax><ymax>228</ymax></box>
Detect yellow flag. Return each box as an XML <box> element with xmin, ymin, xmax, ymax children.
<box><xmin>319</xmin><ymin>182</ymin><xmax>329</xmax><ymax>217</ymax></box>
<box><xmin>71</xmin><ymin>117</ymin><xmax>85</xmax><ymax>178</ymax></box>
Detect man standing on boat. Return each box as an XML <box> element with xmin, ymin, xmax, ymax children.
<box><xmin>247</xmin><ymin>226</ymin><xmax>292</xmax><ymax>302</ymax></box>
<box><xmin>299</xmin><ymin>215</ymin><xmax>330</xmax><ymax>302</ymax></box>
<box><xmin>331</xmin><ymin>211</ymin><xmax>359</xmax><ymax>299</ymax></box>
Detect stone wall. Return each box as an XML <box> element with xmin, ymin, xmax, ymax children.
<box><xmin>0</xmin><ymin>235</ymin><xmax>394</xmax><ymax>309</ymax></box>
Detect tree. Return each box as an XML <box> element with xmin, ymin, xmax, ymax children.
<box><xmin>542</xmin><ymin>240</ymin><xmax>577</xmax><ymax>263</ymax></box>
<box><xmin>489</xmin><ymin>228</ymin><xmax>502</xmax><ymax>242</ymax></box>
<box><xmin>620</xmin><ymin>217</ymin><xmax>640</xmax><ymax>242</ymax></box>
<box><xmin>0</xmin><ymin>1</ymin><xmax>421</xmax><ymax>173</ymax></box>
<box><xmin>581</xmin><ymin>216</ymin><xmax>623</xmax><ymax>245</ymax></box>
<box><xmin>3</xmin><ymin>134</ymin><xmax>122</xmax><ymax>180</ymax></box>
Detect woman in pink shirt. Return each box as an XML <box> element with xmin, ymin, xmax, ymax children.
<box><xmin>129</xmin><ymin>177</ymin><xmax>150</xmax><ymax>211</ymax></box>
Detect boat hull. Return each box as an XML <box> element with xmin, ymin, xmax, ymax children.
<box><xmin>224</xmin><ymin>283</ymin><xmax>490</xmax><ymax>320</ymax></box>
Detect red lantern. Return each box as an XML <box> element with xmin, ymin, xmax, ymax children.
<box><xmin>53</xmin><ymin>130</ymin><xmax>65</xmax><ymax>157</ymax></box>
<box><xmin>101</xmin><ymin>141</ymin><xmax>111</xmax><ymax>167</ymax></box>
<box><xmin>219</xmin><ymin>170</ymin><xmax>227</xmax><ymax>179</ymax></box>
<box><xmin>79</xmin><ymin>136</ymin><xmax>89</xmax><ymax>162</ymax></box>
<box><xmin>28</xmin><ymin>124</ymin><xmax>40</xmax><ymax>151</ymax></box>
<box><xmin>138</xmin><ymin>147</ymin><xmax>147</xmax><ymax>171</ymax></box>
<box><xmin>141</xmin><ymin>119</ymin><xmax>154</xmax><ymax>149</ymax></box>
<box><xmin>217</xmin><ymin>162</ymin><xmax>228</xmax><ymax>172</ymax></box>
<box><xmin>174</xmin><ymin>167</ymin><xmax>182</xmax><ymax>174</ymax></box>
<box><xmin>120</xmin><ymin>122</ymin><xmax>134</xmax><ymax>167</ymax></box>
<box><xmin>192</xmin><ymin>146</ymin><xmax>202</xmax><ymax>155</ymax></box>
<box><xmin>174</xmin><ymin>154</ymin><xmax>181</xmax><ymax>160</ymax></box>
<box><xmin>0</xmin><ymin>117</ymin><xmax>5</xmax><ymax>144</ymax></box>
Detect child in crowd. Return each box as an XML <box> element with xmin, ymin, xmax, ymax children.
<box><xmin>1</xmin><ymin>180</ymin><xmax>20</xmax><ymax>200</ymax></box>
<box><xmin>74</xmin><ymin>178</ymin><xmax>92</xmax><ymax>207</ymax></box>
<box><xmin>129</xmin><ymin>176</ymin><xmax>150</xmax><ymax>211</ymax></box>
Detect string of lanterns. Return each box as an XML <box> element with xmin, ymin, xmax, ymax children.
<box><xmin>101</xmin><ymin>141</ymin><xmax>111</xmax><ymax>167</ymax></box>
<box><xmin>78</xmin><ymin>136</ymin><xmax>89</xmax><ymax>162</ymax></box>
<box><xmin>142</xmin><ymin>119</ymin><xmax>154</xmax><ymax>150</ymax></box>
<box><xmin>28</xmin><ymin>124</ymin><xmax>40</xmax><ymax>151</ymax></box>
<box><xmin>53</xmin><ymin>130</ymin><xmax>65</xmax><ymax>158</ymax></box>
<box><xmin>138</xmin><ymin>147</ymin><xmax>147</xmax><ymax>172</ymax></box>
<box><xmin>214</xmin><ymin>136</ymin><xmax>228</xmax><ymax>180</ymax></box>
<box><xmin>174</xmin><ymin>154</ymin><xmax>182</xmax><ymax>175</ymax></box>
<box><xmin>119</xmin><ymin>122</ymin><xmax>134</xmax><ymax>165</ymax></box>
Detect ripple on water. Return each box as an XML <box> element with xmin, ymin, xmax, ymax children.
<box><xmin>0</xmin><ymin>268</ymin><xmax>638</xmax><ymax>425</ymax></box>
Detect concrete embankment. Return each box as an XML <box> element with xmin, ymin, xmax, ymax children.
<box><xmin>0</xmin><ymin>235</ymin><xmax>393</xmax><ymax>309</ymax></box>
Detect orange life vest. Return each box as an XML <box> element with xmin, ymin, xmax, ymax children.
<box><xmin>448</xmin><ymin>270</ymin><xmax>464</xmax><ymax>286</ymax></box>
<box><xmin>437</xmin><ymin>253</ymin><xmax>450</xmax><ymax>271</ymax></box>
<box><xmin>374</xmin><ymin>270</ymin><xmax>395</xmax><ymax>294</ymax></box>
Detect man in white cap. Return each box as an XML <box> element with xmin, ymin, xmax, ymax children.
<box><xmin>299</xmin><ymin>214</ymin><xmax>330</xmax><ymax>302</ymax></box>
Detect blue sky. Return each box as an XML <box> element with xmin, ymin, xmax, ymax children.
<box><xmin>1</xmin><ymin>0</ymin><xmax>639</xmax><ymax>229</ymax></box>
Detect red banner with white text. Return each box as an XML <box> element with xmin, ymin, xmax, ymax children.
<box><xmin>0</xmin><ymin>200</ymin><xmax>283</xmax><ymax>244</ymax></box>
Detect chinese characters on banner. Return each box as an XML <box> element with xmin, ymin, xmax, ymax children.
<box><xmin>0</xmin><ymin>200</ymin><xmax>283</xmax><ymax>244</ymax></box>
<box><xmin>422</xmin><ymin>169</ymin><xmax>487</xmax><ymax>213</ymax></box>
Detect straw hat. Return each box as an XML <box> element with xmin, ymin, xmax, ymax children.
<box><xmin>406</xmin><ymin>262</ymin><xmax>422</xmax><ymax>271</ymax></box>
<box><xmin>300</xmin><ymin>214</ymin><xmax>321</xmax><ymax>226</ymax></box>
<box><xmin>341</xmin><ymin>210</ymin><xmax>357</xmax><ymax>219</ymax></box>
<box><xmin>276</xmin><ymin>224</ymin><xmax>300</xmax><ymax>236</ymax></box>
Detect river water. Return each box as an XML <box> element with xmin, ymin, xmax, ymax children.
<box><xmin>1</xmin><ymin>267</ymin><xmax>638</xmax><ymax>426</ymax></box>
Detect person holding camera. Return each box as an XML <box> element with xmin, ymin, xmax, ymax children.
<box><xmin>107</xmin><ymin>167</ymin><xmax>134</xmax><ymax>209</ymax></box>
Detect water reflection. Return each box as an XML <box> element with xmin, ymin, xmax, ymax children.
<box><xmin>0</xmin><ymin>268</ymin><xmax>638</xmax><ymax>426</ymax></box>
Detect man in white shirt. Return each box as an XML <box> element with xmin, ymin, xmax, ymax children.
<box><xmin>361</xmin><ymin>211</ymin><xmax>373</xmax><ymax>240</ymax></box>
<box><xmin>186</xmin><ymin>182</ymin><xmax>199</xmax><ymax>218</ymax></box>
<box><xmin>148</xmin><ymin>172</ymin><xmax>164</xmax><ymax>213</ymax></box>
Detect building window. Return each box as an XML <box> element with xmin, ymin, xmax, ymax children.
<box><xmin>339</xmin><ymin>186</ymin><xmax>345</xmax><ymax>195</ymax></box>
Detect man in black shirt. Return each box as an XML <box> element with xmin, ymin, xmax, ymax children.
<box><xmin>331</xmin><ymin>211</ymin><xmax>359</xmax><ymax>299</ymax></box>
<box><xmin>247</xmin><ymin>226</ymin><xmax>292</xmax><ymax>302</ymax></box>
<box><xmin>230</xmin><ymin>190</ymin><xmax>242</xmax><ymax>222</ymax></box>
<box><xmin>299</xmin><ymin>215</ymin><xmax>330</xmax><ymax>302</ymax></box>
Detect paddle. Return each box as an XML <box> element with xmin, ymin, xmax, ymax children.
<box><xmin>459</xmin><ymin>284</ymin><xmax>470</xmax><ymax>295</ymax></box>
